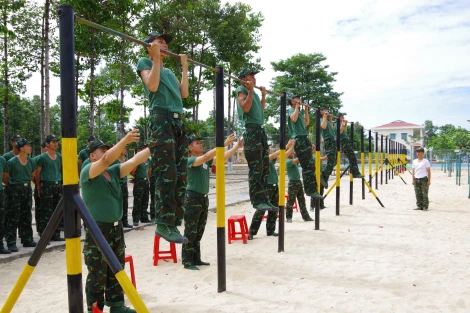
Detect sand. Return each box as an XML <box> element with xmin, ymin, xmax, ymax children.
<box><xmin>1</xmin><ymin>168</ymin><xmax>469</xmax><ymax>313</ymax></box>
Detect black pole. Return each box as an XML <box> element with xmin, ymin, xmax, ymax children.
<box><xmin>369</xmin><ymin>130</ymin><xmax>372</xmax><ymax>187</ymax></box>
<box><xmin>385</xmin><ymin>137</ymin><xmax>388</xmax><ymax>184</ymax></box>
<box><xmin>361</xmin><ymin>127</ymin><xmax>365</xmax><ymax>200</ymax></box>
<box><xmin>335</xmin><ymin>115</ymin><xmax>341</xmax><ymax>216</ymax></box>
<box><xmin>349</xmin><ymin>122</ymin><xmax>354</xmax><ymax>205</ymax></box>
<box><xmin>215</xmin><ymin>65</ymin><xmax>226</xmax><ymax>293</ymax></box>
<box><xmin>278</xmin><ymin>92</ymin><xmax>286</xmax><ymax>252</ymax></box>
<box><xmin>375</xmin><ymin>132</ymin><xmax>378</xmax><ymax>190</ymax></box>
<box><xmin>315</xmin><ymin>109</ymin><xmax>321</xmax><ymax>230</ymax></box>
<box><xmin>380</xmin><ymin>135</ymin><xmax>383</xmax><ymax>185</ymax></box>
<box><xmin>59</xmin><ymin>5</ymin><xmax>83</xmax><ymax>313</ymax></box>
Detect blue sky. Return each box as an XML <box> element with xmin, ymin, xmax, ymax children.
<box><xmin>26</xmin><ymin>0</ymin><xmax>470</xmax><ymax>131</ymax></box>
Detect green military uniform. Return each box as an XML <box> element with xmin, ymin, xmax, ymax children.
<box><xmin>182</xmin><ymin>155</ymin><xmax>212</xmax><ymax>268</ymax></box>
<box><xmin>249</xmin><ymin>160</ymin><xmax>278</xmax><ymax>238</ymax></box>
<box><xmin>236</xmin><ymin>85</ymin><xmax>270</xmax><ymax>208</ymax></box>
<box><xmin>4</xmin><ymin>150</ymin><xmax>37</xmax><ymax>250</ymax></box>
<box><xmin>136</xmin><ymin>54</ymin><xmax>188</xmax><ymax>239</ymax></box>
<box><xmin>286</xmin><ymin>158</ymin><xmax>313</xmax><ymax>221</ymax></box>
<box><xmin>36</xmin><ymin>150</ymin><xmax>62</xmax><ymax>239</ymax></box>
<box><xmin>78</xmin><ymin>148</ymin><xmax>90</xmax><ymax>171</ymax></box>
<box><xmin>80</xmin><ymin>162</ymin><xmax>127</xmax><ymax>312</ymax></box>
<box><xmin>339</xmin><ymin>124</ymin><xmax>362</xmax><ymax>177</ymax></box>
<box><xmin>132</xmin><ymin>156</ymin><xmax>150</xmax><ymax>225</ymax></box>
<box><xmin>287</xmin><ymin>106</ymin><xmax>320</xmax><ymax>197</ymax></box>
<box><xmin>320</xmin><ymin>117</ymin><xmax>337</xmax><ymax>184</ymax></box>
<box><xmin>0</xmin><ymin>156</ymin><xmax>9</xmax><ymax>254</ymax></box>
<box><xmin>32</xmin><ymin>154</ymin><xmax>42</xmax><ymax>234</ymax></box>
<box><xmin>149</xmin><ymin>156</ymin><xmax>157</xmax><ymax>220</ymax></box>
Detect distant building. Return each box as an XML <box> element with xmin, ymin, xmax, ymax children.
<box><xmin>371</xmin><ymin>120</ymin><xmax>425</xmax><ymax>160</ymax></box>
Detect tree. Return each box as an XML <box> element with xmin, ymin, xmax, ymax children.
<box><xmin>424</xmin><ymin>120</ymin><xmax>437</xmax><ymax>148</ymax></box>
<box><xmin>265</xmin><ymin>53</ymin><xmax>343</xmax><ymax>130</ymax></box>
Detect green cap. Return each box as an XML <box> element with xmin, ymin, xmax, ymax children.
<box><xmin>41</xmin><ymin>141</ymin><xmax>47</xmax><ymax>148</ymax></box>
<box><xmin>88</xmin><ymin>139</ymin><xmax>110</xmax><ymax>153</ymax></box>
<box><xmin>45</xmin><ymin>134</ymin><xmax>58</xmax><ymax>143</ymax></box>
<box><xmin>144</xmin><ymin>30</ymin><xmax>172</xmax><ymax>44</ymax></box>
<box><xmin>16</xmin><ymin>138</ymin><xmax>30</xmax><ymax>149</ymax></box>
<box><xmin>238</xmin><ymin>68</ymin><xmax>259</xmax><ymax>79</ymax></box>
<box><xmin>416</xmin><ymin>147</ymin><xmax>425</xmax><ymax>152</ymax></box>
<box><xmin>188</xmin><ymin>135</ymin><xmax>202</xmax><ymax>145</ymax></box>
<box><xmin>10</xmin><ymin>134</ymin><xmax>22</xmax><ymax>142</ymax></box>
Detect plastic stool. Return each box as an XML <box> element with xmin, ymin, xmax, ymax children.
<box><xmin>153</xmin><ymin>235</ymin><xmax>177</xmax><ymax>266</ymax></box>
<box><xmin>285</xmin><ymin>195</ymin><xmax>299</xmax><ymax>212</ymax></box>
<box><xmin>124</xmin><ymin>254</ymin><xmax>136</xmax><ymax>289</ymax></box>
<box><xmin>228</xmin><ymin>215</ymin><xmax>249</xmax><ymax>244</ymax></box>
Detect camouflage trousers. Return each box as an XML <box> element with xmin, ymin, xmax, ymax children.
<box><xmin>39</xmin><ymin>182</ymin><xmax>62</xmax><ymax>238</ymax></box>
<box><xmin>84</xmin><ymin>222</ymin><xmax>125</xmax><ymax>312</ymax></box>
<box><xmin>0</xmin><ymin>190</ymin><xmax>4</xmax><ymax>242</ymax></box>
<box><xmin>33</xmin><ymin>186</ymin><xmax>41</xmax><ymax>233</ymax></box>
<box><xmin>243</xmin><ymin>126</ymin><xmax>269</xmax><ymax>206</ymax></box>
<box><xmin>149</xmin><ymin>177</ymin><xmax>156</xmax><ymax>220</ymax></box>
<box><xmin>321</xmin><ymin>139</ymin><xmax>337</xmax><ymax>181</ymax></box>
<box><xmin>294</xmin><ymin>136</ymin><xmax>319</xmax><ymax>195</ymax></box>
<box><xmin>340</xmin><ymin>138</ymin><xmax>361</xmax><ymax>175</ymax></box>
<box><xmin>120</xmin><ymin>182</ymin><xmax>129</xmax><ymax>224</ymax></box>
<box><xmin>132</xmin><ymin>178</ymin><xmax>149</xmax><ymax>223</ymax></box>
<box><xmin>414</xmin><ymin>177</ymin><xmax>429</xmax><ymax>210</ymax></box>
<box><xmin>5</xmin><ymin>184</ymin><xmax>33</xmax><ymax>246</ymax></box>
<box><xmin>148</xmin><ymin>112</ymin><xmax>187</xmax><ymax>227</ymax></box>
<box><xmin>182</xmin><ymin>191</ymin><xmax>208</xmax><ymax>266</ymax></box>
<box><xmin>286</xmin><ymin>181</ymin><xmax>310</xmax><ymax>219</ymax></box>
<box><xmin>250</xmin><ymin>184</ymin><xmax>278</xmax><ymax>236</ymax></box>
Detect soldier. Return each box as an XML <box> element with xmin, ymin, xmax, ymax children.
<box><xmin>338</xmin><ymin>114</ymin><xmax>364</xmax><ymax>178</ymax></box>
<box><xmin>320</xmin><ymin>108</ymin><xmax>337</xmax><ymax>188</ymax></box>
<box><xmin>285</xmin><ymin>147</ymin><xmax>317</xmax><ymax>223</ymax></box>
<box><xmin>136</xmin><ymin>30</ymin><xmax>189</xmax><ymax>243</ymax></box>
<box><xmin>81</xmin><ymin>130</ymin><xmax>147</xmax><ymax>313</ymax></box>
<box><xmin>78</xmin><ymin>135</ymin><xmax>95</xmax><ymax>173</ymax></box>
<box><xmin>182</xmin><ymin>134</ymin><xmax>241</xmax><ymax>270</ymax></box>
<box><xmin>288</xmin><ymin>96</ymin><xmax>324</xmax><ymax>198</ymax></box>
<box><xmin>310</xmin><ymin>144</ymin><xmax>328</xmax><ymax>211</ymax></box>
<box><xmin>2</xmin><ymin>138</ymin><xmax>37</xmax><ymax>252</ymax></box>
<box><xmin>3</xmin><ymin>134</ymin><xmax>22</xmax><ymax>161</ymax></box>
<box><xmin>130</xmin><ymin>145</ymin><xmax>151</xmax><ymax>226</ymax></box>
<box><xmin>33</xmin><ymin>142</ymin><xmax>48</xmax><ymax>235</ymax></box>
<box><xmin>118</xmin><ymin>147</ymin><xmax>132</xmax><ymax>228</ymax></box>
<box><xmin>35</xmin><ymin>135</ymin><xmax>64</xmax><ymax>241</ymax></box>
<box><xmin>235</xmin><ymin>68</ymin><xmax>276</xmax><ymax>211</ymax></box>
<box><xmin>249</xmin><ymin>139</ymin><xmax>296</xmax><ymax>239</ymax></box>
<box><xmin>0</xmin><ymin>155</ymin><xmax>9</xmax><ymax>254</ymax></box>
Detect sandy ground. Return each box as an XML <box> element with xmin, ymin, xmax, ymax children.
<box><xmin>1</xmin><ymin>168</ymin><xmax>470</xmax><ymax>313</ymax></box>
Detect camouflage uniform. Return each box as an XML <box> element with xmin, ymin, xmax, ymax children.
<box><xmin>149</xmin><ymin>169</ymin><xmax>156</xmax><ymax>220</ymax></box>
<box><xmin>320</xmin><ymin>118</ymin><xmax>337</xmax><ymax>182</ymax></box>
<box><xmin>182</xmin><ymin>191</ymin><xmax>208</xmax><ymax>266</ymax></box>
<box><xmin>132</xmin><ymin>177</ymin><xmax>150</xmax><ymax>224</ymax></box>
<box><xmin>340</xmin><ymin>129</ymin><xmax>362</xmax><ymax>176</ymax></box>
<box><xmin>84</xmin><ymin>222</ymin><xmax>125</xmax><ymax>312</ymax></box>
<box><xmin>33</xmin><ymin>185</ymin><xmax>41</xmax><ymax>233</ymax></box>
<box><xmin>286</xmin><ymin>181</ymin><xmax>311</xmax><ymax>220</ymax></box>
<box><xmin>6</xmin><ymin>185</ymin><xmax>34</xmax><ymax>247</ymax></box>
<box><xmin>414</xmin><ymin>177</ymin><xmax>429</xmax><ymax>210</ymax></box>
<box><xmin>120</xmin><ymin>181</ymin><xmax>129</xmax><ymax>225</ymax></box>
<box><xmin>39</xmin><ymin>182</ymin><xmax>62</xmax><ymax>237</ymax></box>
<box><xmin>294</xmin><ymin>137</ymin><xmax>319</xmax><ymax>195</ymax></box>
<box><xmin>249</xmin><ymin>160</ymin><xmax>278</xmax><ymax>237</ymax></box>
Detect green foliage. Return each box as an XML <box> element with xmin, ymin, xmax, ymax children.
<box><xmin>427</xmin><ymin>124</ymin><xmax>470</xmax><ymax>149</ymax></box>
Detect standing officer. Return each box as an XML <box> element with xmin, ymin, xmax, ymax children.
<box><xmin>412</xmin><ymin>147</ymin><xmax>431</xmax><ymax>211</ymax></box>
<box><xmin>35</xmin><ymin>134</ymin><xmax>64</xmax><ymax>241</ymax></box>
<box><xmin>236</xmin><ymin>68</ymin><xmax>276</xmax><ymax>211</ymax></box>
<box><xmin>130</xmin><ymin>145</ymin><xmax>151</xmax><ymax>226</ymax></box>
<box><xmin>183</xmin><ymin>134</ymin><xmax>241</xmax><ymax>270</ymax></box>
<box><xmin>81</xmin><ymin>130</ymin><xmax>147</xmax><ymax>313</ymax></box>
<box><xmin>136</xmin><ymin>30</ymin><xmax>189</xmax><ymax>243</ymax></box>
<box><xmin>2</xmin><ymin>138</ymin><xmax>37</xmax><ymax>252</ymax></box>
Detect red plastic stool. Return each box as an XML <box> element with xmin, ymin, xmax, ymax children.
<box><xmin>124</xmin><ymin>254</ymin><xmax>136</xmax><ymax>289</ymax></box>
<box><xmin>92</xmin><ymin>303</ymin><xmax>102</xmax><ymax>313</ymax></box>
<box><xmin>153</xmin><ymin>235</ymin><xmax>177</xmax><ymax>266</ymax></box>
<box><xmin>228</xmin><ymin>215</ymin><xmax>249</xmax><ymax>244</ymax></box>
<box><xmin>285</xmin><ymin>195</ymin><xmax>299</xmax><ymax>212</ymax></box>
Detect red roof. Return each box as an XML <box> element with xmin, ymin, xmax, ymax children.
<box><xmin>375</xmin><ymin>120</ymin><xmax>422</xmax><ymax>128</ymax></box>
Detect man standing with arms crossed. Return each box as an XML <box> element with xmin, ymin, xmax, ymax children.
<box><xmin>136</xmin><ymin>30</ymin><xmax>189</xmax><ymax>243</ymax></box>
<box><xmin>236</xmin><ymin>68</ymin><xmax>276</xmax><ymax>211</ymax></box>
<box><xmin>412</xmin><ymin>147</ymin><xmax>431</xmax><ymax>211</ymax></box>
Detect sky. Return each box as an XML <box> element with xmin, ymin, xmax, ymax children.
<box><xmin>25</xmin><ymin>0</ymin><xmax>470</xmax><ymax>131</ymax></box>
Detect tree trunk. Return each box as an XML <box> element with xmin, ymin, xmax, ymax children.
<box><xmin>40</xmin><ymin>12</ymin><xmax>45</xmax><ymax>143</ymax></box>
<box><xmin>3</xmin><ymin>10</ymin><xmax>9</xmax><ymax>153</ymax></box>
<box><xmin>44</xmin><ymin>0</ymin><xmax>51</xmax><ymax>135</ymax></box>
<box><xmin>89</xmin><ymin>33</ymin><xmax>95</xmax><ymax>136</ymax></box>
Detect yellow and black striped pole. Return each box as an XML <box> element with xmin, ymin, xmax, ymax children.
<box><xmin>278</xmin><ymin>93</ymin><xmax>286</xmax><ymax>252</ymax></box>
<box><xmin>368</xmin><ymin>130</ymin><xmax>372</xmax><ymax>189</ymax></box>
<box><xmin>335</xmin><ymin>115</ymin><xmax>341</xmax><ymax>215</ymax></box>
<box><xmin>215</xmin><ymin>65</ymin><xmax>226</xmax><ymax>292</ymax></box>
<box><xmin>315</xmin><ymin>109</ymin><xmax>321</xmax><ymax>230</ymax></box>
<box><xmin>361</xmin><ymin>127</ymin><xmax>365</xmax><ymax>200</ymax></box>
<box><xmin>380</xmin><ymin>135</ymin><xmax>384</xmax><ymax>185</ymax></box>
<box><xmin>349</xmin><ymin>122</ymin><xmax>354</xmax><ymax>205</ymax></box>
<box><xmin>375</xmin><ymin>132</ymin><xmax>379</xmax><ymax>189</ymax></box>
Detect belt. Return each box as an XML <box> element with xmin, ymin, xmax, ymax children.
<box><xmin>295</xmin><ymin>135</ymin><xmax>308</xmax><ymax>138</ymax></box>
<box><xmin>268</xmin><ymin>183</ymin><xmax>278</xmax><ymax>187</ymax></box>
<box><xmin>10</xmin><ymin>183</ymin><xmax>30</xmax><ymax>187</ymax></box>
<box><xmin>186</xmin><ymin>190</ymin><xmax>208</xmax><ymax>198</ymax></box>
<box><xmin>151</xmin><ymin>107</ymin><xmax>181</xmax><ymax>119</ymax></box>
<box><xmin>289</xmin><ymin>180</ymin><xmax>301</xmax><ymax>182</ymax></box>
<box><xmin>41</xmin><ymin>181</ymin><xmax>60</xmax><ymax>185</ymax></box>
<box><xmin>135</xmin><ymin>177</ymin><xmax>148</xmax><ymax>181</ymax></box>
<box><xmin>95</xmin><ymin>221</ymin><xmax>121</xmax><ymax>227</ymax></box>
<box><xmin>415</xmin><ymin>177</ymin><xmax>428</xmax><ymax>180</ymax></box>
<box><xmin>245</xmin><ymin>123</ymin><xmax>264</xmax><ymax>129</ymax></box>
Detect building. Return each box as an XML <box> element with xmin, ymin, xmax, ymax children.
<box><xmin>371</xmin><ymin>120</ymin><xmax>425</xmax><ymax>161</ymax></box>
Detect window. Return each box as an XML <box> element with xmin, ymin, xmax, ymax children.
<box><xmin>390</xmin><ymin>133</ymin><xmax>396</xmax><ymax>139</ymax></box>
<box><xmin>401</xmin><ymin>133</ymin><xmax>407</xmax><ymax>140</ymax></box>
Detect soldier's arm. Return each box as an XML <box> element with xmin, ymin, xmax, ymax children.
<box><xmin>293</xmin><ymin>158</ymin><xmax>300</xmax><ymax>165</ymax></box>
<box><xmin>427</xmin><ymin>165</ymin><xmax>431</xmax><ymax>186</ymax></box>
<box><xmin>35</xmin><ymin>167</ymin><xmax>42</xmax><ymax>196</ymax></box>
<box><xmin>178</xmin><ymin>54</ymin><xmax>189</xmax><ymax>98</ymax></box>
<box><xmin>130</xmin><ymin>167</ymin><xmax>137</xmax><ymax>178</ymax></box>
<box><xmin>321</xmin><ymin>114</ymin><xmax>328</xmax><ymax>129</ymax></box>
<box><xmin>290</xmin><ymin>103</ymin><xmax>300</xmax><ymax>123</ymax></box>
<box><xmin>147</xmin><ymin>167</ymin><xmax>152</xmax><ymax>180</ymax></box>
<box><xmin>200</xmin><ymin>135</ymin><xmax>236</xmax><ymax>166</ymax></box>
<box><xmin>238</xmin><ymin>82</ymin><xmax>254</xmax><ymax>113</ymax></box>
<box><xmin>2</xmin><ymin>173</ymin><xmax>9</xmax><ymax>186</ymax></box>
<box><xmin>120</xmin><ymin>148</ymin><xmax>151</xmax><ymax>178</ymax></box>
<box><xmin>260</xmin><ymin>86</ymin><xmax>266</xmax><ymax>110</ymax></box>
<box><xmin>223</xmin><ymin>138</ymin><xmax>243</xmax><ymax>161</ymax></box>
<box><xmin>304</xmin><ymin>104</ymin><xmax>310</xmax><ymax>126</ymax></box>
